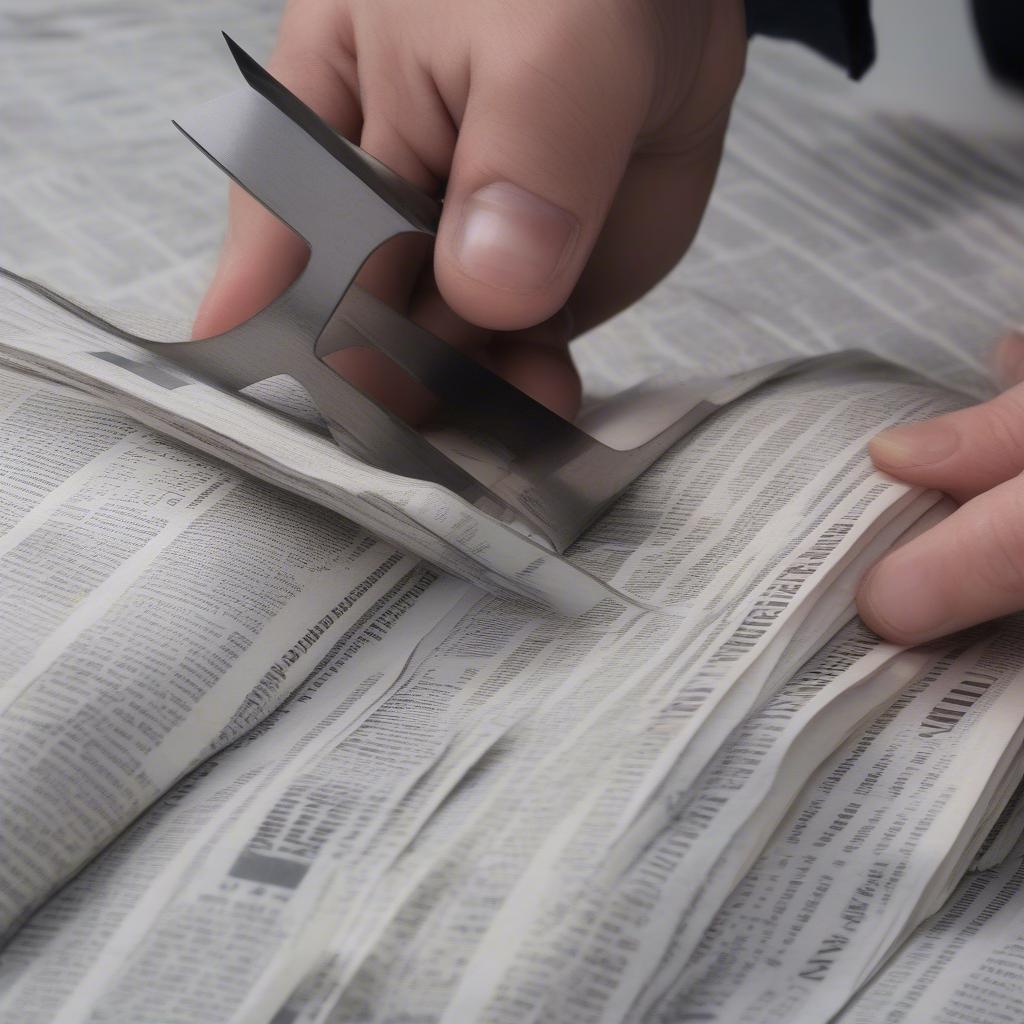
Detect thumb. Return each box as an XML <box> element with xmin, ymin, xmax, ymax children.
<box><xmin>434</xmin><ymin>26</ymin><xmax>651</xmax><ymax>332</ymax></box>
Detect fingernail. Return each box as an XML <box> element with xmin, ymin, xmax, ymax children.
<box><xmin>992</xmin><ymin>330</ymin><xmax>1024</xmax><ymax>389</ymax></box>
<box><xmin>859</xmin><ymin>550</ymin><xmax>955</xmax><ymax>643</ymax></box>
<box><xmin>870</xmin><ymin>420</ymin><xmax>959</xmax><ymax>468</ymax></box>
<box><xmin>452</xmin><ymin>182</ymin><xmax>579</xmax><ymax>293</ymax></box>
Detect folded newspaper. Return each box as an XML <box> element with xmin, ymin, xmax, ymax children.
<box><xmin>0</xmin><ymin>270</ymin><xmax>1020</xmax><ymax>1023</ymax></box>
<box><xmin>2</xmin><ymin>5</ymin><xmax>1024</xmax><ymax>1023</ymax></box>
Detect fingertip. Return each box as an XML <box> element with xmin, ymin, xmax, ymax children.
<box><xmin>867</xmin><ymin>431</ymin><xmax>904</xmax><ymax>472</ymax></box>
<box><xmin>991</xmin><ymin>329</ymin><xmax>1024</xmax><ymax>390</ymax></box>
<box><xmin>868</xmin><ymin>419</ymin><xmax>960</xmax><ymax>474</ymax></box>
<box><xmin>192</xmin><ymin>197</ymin><xmax>309</xmax><ymax>340</ymax></box>
<box><xmin>191</xmin><ymin>288</ymin><xmax>229</xmax><ymax>341</ymax></box>
<box><xmin>192</xmin><ymin>245</ymin><xmax>307</xmax><ymax>339</ymax></box>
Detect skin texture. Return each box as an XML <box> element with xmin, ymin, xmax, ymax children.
<box><xmin>193</xmin><ymin>0</ymin><xmax>748</xmax><ymax>421</ymax></box>
<box><xmin>858</xmin><ymin>330</ymin><xmax>1024</xmax><ymax>645</ymax></box>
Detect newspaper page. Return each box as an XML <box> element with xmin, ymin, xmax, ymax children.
<box><xmin>313</xmin><ymin>623</ymin><xmax>934</xmax><ymax>1024</ymax></box>
<box><xmin>638</xmin><ymin>623</ymin><xmax>1024</xmax><ymax>1024</ymax></box>
<box><xmin>972</xmin><ymin>775</ymin><xmax>1024</xmax><ymax>873</ymax></box>
<box><xmin>0</xmin><ymin>563</ymin><xmax>481</xmax><ymax>1024</ymax></box>
<box><xmin>0</xmin><ymin>357</ymin><xmax>964</xmax><ymax>1022</ymax></box>
<box><xmin>2</xmin><ymin>2</ymin><xmax>1023</xmax><ymax>1022</ymax></box>
<box><xmin>838</xmin><ymin>844</ymin><xmax>1024</xmax><ymax>1023</ymax></box>
<box><xmin>0</xmin><ymin>362</ymin><xmax>475</xmax><ymax>940</ymax></box>
<box><xmin>0</xmin><ymin>270</ymin><xmax>799</xmax><ymax>616</ymax></box>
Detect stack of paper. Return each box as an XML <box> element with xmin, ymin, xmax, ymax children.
<box><xmin>0</xmin><ymin>3</ymin><xmax>1023</xmax><ymax>1022</ymax></box>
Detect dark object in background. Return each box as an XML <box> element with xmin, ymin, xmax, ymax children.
<box><xmin>746</xmin><ymin>0</ymin><xmax>1024</xmax><ymax>92</ymax></box>
<box><xmin>744</xmin><ymin>0</ymin><xmax>875</xmax><ymax>79</ymax></box>
<box><xmin>972</xmin><ymin>0</ymin><xmax>1024</xmax><ymax>91</ymax></box>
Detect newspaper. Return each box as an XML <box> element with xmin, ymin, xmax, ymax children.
<box><xmin>2</xmin><ymin>332</ymin><xmax>1021</xmax><ymax>1023</ymax></box>
<box><xmin>0</xmin><ymin>361</ymin><xmax>478</xmax><ymax>940</ymax></box>
<box><xmin>0</xmin><ymin>313</ymin><xmax>976</xmax><ymax>1021</ymax></box>
<box><xmin>0</xmin><ymin>270</ymin><xmax>806</xmax><ymax>616</ymax></box>
<box><xmin>2</xmin><ymin>1</ymin><xmax>1024</xmax><ymax>1022</ymax></box>
<box><xmin>838</xmin><ymin>839</ymin><xmax>1024</xmax><ymax>1023</ymax></box>
<box><xmin>639</xmin><ymin>625</ymin><xmax>1024</xmax><ymax>1023</ymax></box>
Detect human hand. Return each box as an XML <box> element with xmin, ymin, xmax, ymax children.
<box><xmin>193</xmin><ymin>0</ymin><xmax>746</xmax><ymax>422</ymax></box>
<box><xmin>858</xmin><ymin>330</ymin><xmax>1024</xmax><ymax>645</ymax></box>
